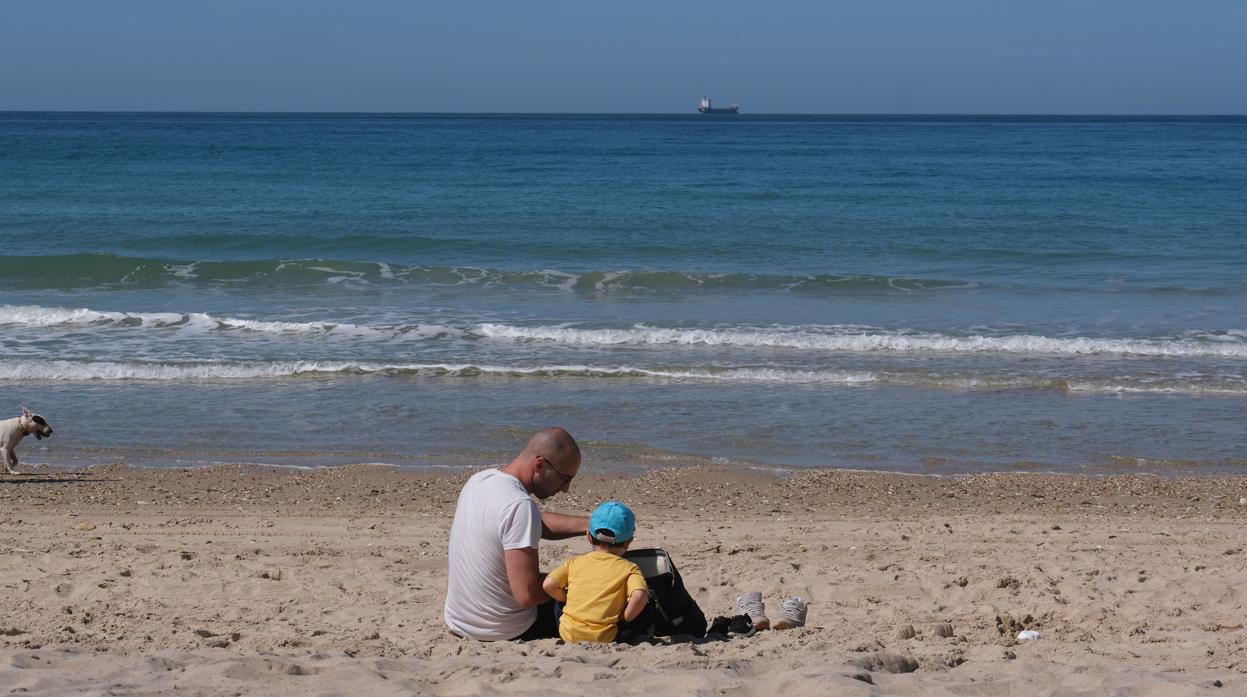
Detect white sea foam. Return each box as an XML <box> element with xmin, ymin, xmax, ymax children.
<box><xmin>0</xmin><ymin>305</ymin><xmax>128</xmax><ymax>327</ymax></box>
<box><xmin>538</xmin><ymin>269</ymin><xmax>578</xmax><ymax>291</ymax></box>
<box><xmin>5</xmin><ymin>304</ymin><xmax>1247</xmax><ymax>360</ymax></box>
<box><xmin>165</xmin><ymin>262</ymin><xmax>199</xmax><ymax>279</ymax></box>
<box><xmin>305</xmin><ymin>266</ymin><xmax>364</xmax><ymax>276</ymax></box>
<box><xmin>595</xmin><ymin>271</ymin><xmax>628</xmax><ymax>291</ymax></box>
<box><xmin>0</xmin><ymin>305</ymin><xmax>439</xmax><ymax>338</ymax></box>
<box><xmin>0</xmin><ymin>359</ymin><xmax>878</xmax><ymax>384</ymax></box>
<box><xmin>208</xmin><ymin>316</ymin><xmax>373</xmax><ymax>336</ymax></box>
<box><xmin>0</xmin><ymin>360</ymin><xmax>344</xmax><ymax>381</ymax></box>
<box><xmin>474</xmin><ymin>323</ymin><xmax>1247</xmax><ymax>358</ymax></box>
<box><xmin>3</xmin><ymin>358</ymin><xmax>1245</xmax><ymax>394</ymax></box>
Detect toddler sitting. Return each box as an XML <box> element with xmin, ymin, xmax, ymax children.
<box><xmin>542</xmin><ymin>500</ymin><xmax>648</xmax><ymax>643</ymax></box>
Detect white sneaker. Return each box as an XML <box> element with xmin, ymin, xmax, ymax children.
<box><xmin>773</xmin><ymin>597</ymin><xmax>808</xmax><ymax>630</ymax></box>
<box><xmin>735</xmin><ymin>591</ymin><xmax>770</xmax><ymax>631</ymax></box>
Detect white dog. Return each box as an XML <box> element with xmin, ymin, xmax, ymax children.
<box><xmin>1</xmin><ymin>407</ymin><xmax>54</xmax><ymax>474</ymax></box>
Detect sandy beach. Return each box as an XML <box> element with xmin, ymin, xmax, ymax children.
<box><xmin>1</xmin><ymin>463</ymin><xmax>1244</xmax><ymax>695</ymax></box>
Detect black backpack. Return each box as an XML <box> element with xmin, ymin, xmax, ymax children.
<box><xmin>622</xmin><ymin>548</ymin><xmax>707</xmax><ymax>639</ymax></box>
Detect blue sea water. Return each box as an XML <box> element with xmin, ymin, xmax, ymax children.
<box><xmin>2</xmin><ymin>112</ymin><xmax>1245</xmax><ymax>473</ymax></box>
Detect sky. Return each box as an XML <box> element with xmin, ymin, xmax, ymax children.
<box><xmin>2</xmin><ymin>0</ymin><xmax>1244</xmax><ymax>114</ymax></box>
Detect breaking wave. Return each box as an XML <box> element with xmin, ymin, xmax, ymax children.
<box><xmin>2</xmin><ymin>359</ymin><xmax>1245</xmax><ymax>394</ymax></box>
<box><xmin>5</xmin><ymin>304</ymin><xmax>1247</xmax><ymax>359</ymax></box>
<box><xmin>0</xmin><ymin>305</ymin><xmax>447</xmax><ymax>339</ymax></box>
<box><xmin>0</xmin><ymin>359</ymin><xmax>878</xmax><ymax>383</ymax></box>
<box><xmin>476</xmin><ymin>324</ymin><xmax>1247</xmax><ymax>359</ymax></box>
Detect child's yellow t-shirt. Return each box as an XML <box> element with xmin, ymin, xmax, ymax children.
<box><xmin>547</xmin><ymin>551</ymin><xmax>648</xmax><ymax>643</ymax></box>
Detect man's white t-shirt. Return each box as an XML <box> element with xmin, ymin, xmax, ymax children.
<box><xmin>444</xmin><ymin>469</ymin><xmax>542</xmax><ymax>640</ymax></box>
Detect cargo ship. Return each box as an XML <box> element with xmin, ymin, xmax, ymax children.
<box><xmin>698</xmin><ymin>96</ymin><xmax>740</xmax><ymax>114</ymax></box>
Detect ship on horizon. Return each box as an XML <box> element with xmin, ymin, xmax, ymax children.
<box><xmin>698</xmin><ymin>96</ymin><xmax>740</xmax><ymax>114</ymax></box>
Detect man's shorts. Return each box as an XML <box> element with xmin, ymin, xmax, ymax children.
<box><xmin>514</xmin><ymin>600</ymin><xmax>559</xmax><ymax>641</ymax></box>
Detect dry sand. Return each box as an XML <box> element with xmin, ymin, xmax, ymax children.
<box><xmin>1</xmin><ymin>463</ymin><xmax>1245</xmax><ymax>695</ymax></box>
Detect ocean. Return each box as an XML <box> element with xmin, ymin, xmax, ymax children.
<box><xmin>2</xmin><ymin>112</ymin><xmax>1245</xmax><ymax>474</ymax></box>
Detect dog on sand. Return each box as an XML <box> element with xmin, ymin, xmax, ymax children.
<box><xmin>1</xmin><ymin>407</ymin><xmax>54</xmax><ymax>474</ymax></box>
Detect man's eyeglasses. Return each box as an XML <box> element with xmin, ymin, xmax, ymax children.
<box><xmin>541</xmin><ymin>456</ymin><xmax>575</xmax><ymax>486</ymax></box>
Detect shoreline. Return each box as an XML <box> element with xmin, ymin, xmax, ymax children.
<box><xmin>16</xmin><ymin>451</ymin><xmax>1247</xmax><ymax>480</ymax></box>
<box><xmin>4</xmin><ymin>461</ymin><xmax>1247</xmax><ymax>516</ymax></box>
<box><xmin>2</xmin><ymin>463</ymin><xmax>1245</xmax><ymax>695</ymax></box>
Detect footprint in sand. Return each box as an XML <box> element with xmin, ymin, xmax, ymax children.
<box><xmin>11</xmin><ymin>654</ymin><xmax>58</xmax><ymax>670</ymax></box>
<box><xmin>144</xmin><ymin>656</ymin><xmax>186</xmax><ymax>672</ymax></box>
<box><xmin>220</xmin><ymin>657</ymin><xmax>321</xmax><ymax>681</ymax></box>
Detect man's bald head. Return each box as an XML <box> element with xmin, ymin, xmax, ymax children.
<box><xmin>512</xmin><ymin>427</ymin><xmax>581</xmax><ymax>500</ymax></box>
<box><xmin>520</xmin><ymin>427</ymin><xmax>581</xmax><ymax>468</ymax></box>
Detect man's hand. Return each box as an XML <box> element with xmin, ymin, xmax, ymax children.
<box><xmin>503</xmin><ymin>547</ymin><xmax>549</xmax><ymax>608</ymax></box>
<box><xmin>540</xmin><ymin>511</ymin><xmax>589</xmax><ymax>540</ymax></box>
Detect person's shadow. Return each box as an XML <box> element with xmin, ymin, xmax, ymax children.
<box><xmin>0</xmin><ymin>471</ymin><xmax>113</xmax><ymax>485</ymax></box>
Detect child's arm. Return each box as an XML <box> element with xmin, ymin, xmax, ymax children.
<box><xmin>542</xmin><ymin>574</ymin><xmax>567</xmax><ymax>603</ymax></box>
<box><xmin>621</xmin><ymin>589</ymin><xmax>647</xmax><ymax>622</ymax></box>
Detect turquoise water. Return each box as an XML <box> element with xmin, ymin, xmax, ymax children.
<box><xmin>2</xmin><ymin>113</ymin><xmax>1245</xmax><ymax>473</ymax></box>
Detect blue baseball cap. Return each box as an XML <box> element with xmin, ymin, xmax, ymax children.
<box><xmin>589</xmin><ymin>500</ymin><xmax>636</xmax><ymax>544</ymax></box>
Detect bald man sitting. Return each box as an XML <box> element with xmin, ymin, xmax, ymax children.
<box><xmin>444</xmin><ymin>427</ymin><xmax>589</xmax><ymax>641</ymax></box>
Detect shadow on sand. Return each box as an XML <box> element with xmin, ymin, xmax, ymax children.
<box><xmin>0</xmin><ymin>472</ymin><xmax>116</xmax><ymax>485</ymax></box>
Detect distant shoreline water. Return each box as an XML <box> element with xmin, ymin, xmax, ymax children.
<box><xmin>3</xmin><ymin>113</ymin><xmax>1244</xmax><ymax>474</ymax></box>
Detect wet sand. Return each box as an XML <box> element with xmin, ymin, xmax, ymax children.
<box><xmin>1</xmin><ymin>463</ymin><xmax>1245</xmax><ymax>695</ymax></box>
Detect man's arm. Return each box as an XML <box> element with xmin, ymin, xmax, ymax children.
<box><xmin>503</xmin><ymin>547</ymin><xmax>549</xmax><ymax>608</ymax></box>
<box><xmin>540</xmin><ymin>511</ymin><xmax>589</xmax><ymax>540</ymax></box>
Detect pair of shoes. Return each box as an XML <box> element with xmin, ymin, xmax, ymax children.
<box><xmin>735</xmin><ymin>592</ymin><xmax>808</xmax><ymax>631</ymax></box>
<box><xmin>707</xmin><ymin>614</ymin><xmax>757</xmax><ymax>639</ymax></box>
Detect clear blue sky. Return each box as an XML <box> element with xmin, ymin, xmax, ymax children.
<box><xmin>3</xmin><ymin>0</ymin><xmax>1244</xmax><ymax>113</ymax></box>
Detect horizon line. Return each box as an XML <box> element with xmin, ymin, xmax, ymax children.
<box><xmin>1</xmin><ymin>109</ymin><xmax>1245</xmax><ymax>118</ymax></box>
